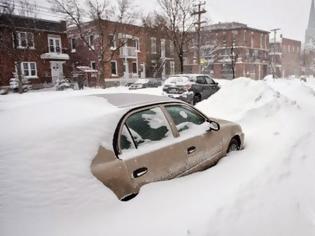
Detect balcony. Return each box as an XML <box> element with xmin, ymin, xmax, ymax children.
<box><xmin>120</xmin><ymin>46</ymin><xmax>137</xmax><ymax>58</ymax></box>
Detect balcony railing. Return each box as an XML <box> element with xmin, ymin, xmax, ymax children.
<box><xmin>120</xmin><ymin>46</ymin><xmax>137</xmax><ymax>58</ymax></box>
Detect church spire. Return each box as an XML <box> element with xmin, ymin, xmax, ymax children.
<box><xmin>308</xmin><ymin>0</ymin><xmax>315</xmax><ymax>29</ymax></box>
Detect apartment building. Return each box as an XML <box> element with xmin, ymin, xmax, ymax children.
<box><xmin>185</xmin><ymin>22</ymin><xmax>270</xmax><ymax>80</ymax></box>
<box><xmin>67</xmin><ymin>19</ymin><xmax>178</xmax><ymax>85</ymax></box>
<box><xmin>0</xmin><ymin>14</ymin><xmax>70</xmax><ymax>88</ymax></box>
<box><xmin>269</xmin><ymin>36</ymin><xmax>301</xmax><ymax>78</ymax></box>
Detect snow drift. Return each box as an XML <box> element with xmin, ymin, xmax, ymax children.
<box><xmin>1</xmin><ymin>78</ymin><xmax>315</xmax><ymax>236</ymax></box>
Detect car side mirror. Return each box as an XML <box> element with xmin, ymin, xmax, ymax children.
<box><xmin>207</xmin><ymin>120</ymin><xmax>220</xmax><ymax>131</ymax></box>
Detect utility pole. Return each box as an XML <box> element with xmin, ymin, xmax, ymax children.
<box><xmin>270</xmin><ymin>28</ymin><xmax>281</xmax><ymax>78</ymax></box>
<box><xmin>192</xmin><ymin>1</ymin><xmax>207</xmax><ymax>73</ymax></box>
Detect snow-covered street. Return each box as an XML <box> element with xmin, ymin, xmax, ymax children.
<box><xmin>1</xmin><ymin>78</ymin><xmax>315</xmax><ymax>236</ymax></box>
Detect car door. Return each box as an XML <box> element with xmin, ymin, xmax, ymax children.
<box><xmin>196</xmin><ymin>76</ymin><xmax>211</xmax><ymax>99</ymax></box>
<box><xmin>205</xmin><ymin>76</ymin><xmax>219</xmax><ymax>96</ymax></box>
<box><xmin>118</xmin><ymin>106</ymin><xmax>188</xmax><ymax>187</ymax></box>
<box><xmin>164</xmin><ymin>104</ymin><xmax>223</xmax><ymax>174</ymax></box>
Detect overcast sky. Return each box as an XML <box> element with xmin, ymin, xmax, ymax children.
<box><xmin>37</xmin><ymin>0</ymin><xmax>312</xmax><ymax>42</ymax></box>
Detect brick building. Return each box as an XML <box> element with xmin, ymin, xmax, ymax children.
<box><xmin>185</xmin><ymin>22</ymin><xmax>270</xmax><ymax>80</ymax></box>
<box><xmin>67</xmin><ymin>20</ymin><xmax>178</xmax><ymax>85</ymax></box>
<box><xmin>269</xmin><ymin>36</ymin><xmax>301</xmax><ymax>78</ymax></box>
<box><xmin>0</xmin><ymin>14</ymin><xmax>70</xmax><ymax>88</ymax></box>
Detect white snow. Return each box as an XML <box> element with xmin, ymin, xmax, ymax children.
<box><xmin>1</xmin><ymin>78</ymin><xmax>315</xmax><ymax>236</ymax></box>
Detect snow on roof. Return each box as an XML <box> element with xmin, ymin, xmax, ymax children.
<box><xmin>40</xmin><ymin>53</ymin><xmax>70</xmax><ymax>60</ymax></box>
<box><xmin>76</xmin><ymin>66</ymin><xmax>98</xmax><ymax>73</ymax></box>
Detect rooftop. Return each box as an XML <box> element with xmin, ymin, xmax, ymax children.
<box><xmin>202</xmin><ymin>22</ymin><xmax>269</xmax><ymax>33</ymax></box>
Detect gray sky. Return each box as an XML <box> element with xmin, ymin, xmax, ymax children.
<box><xmin>134</xmin><ymin>0</ymin><xmax>311</xmax><ymax>42</ymax></box>
<box><xmin>36</xmin><ymin>0</ymin><xmax>312</xmax><ymax>42</ymax></box>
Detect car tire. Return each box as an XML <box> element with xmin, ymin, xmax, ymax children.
<box><xmin>193</xmin><ymin>94</ymin><xmax>201</xmax><ymax>105</ymax></box>
<box><xmin>227</xmin><ymin>138</ymin><xmax>240</xmax><ymax>153</ymax></box>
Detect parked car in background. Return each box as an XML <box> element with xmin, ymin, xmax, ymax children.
<box><xmin>162</xmin><ymin>74</ymin><xmax>220</xmax><ymax>105</ymax></box>
<box><xmin>92</xmin><ymin>93</ymin><xmax>244</xmax><ymax>201</ymax></box>
<box><xmin>129</xmin><ymin>79</ymin><xmax>161</xmax><ymax>90</ymax></box>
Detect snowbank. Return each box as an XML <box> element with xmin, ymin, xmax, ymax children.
<box><xmin>1</xmin><ymin>78</ymin><xmax>315</xmax><ymax>236</ymax></box>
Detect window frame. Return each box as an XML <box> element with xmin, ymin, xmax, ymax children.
<box><xmin>90</xmin><ymin>61</ymin><xmax>96</xmax><ymax>70</ymax></box>
<box><xmin>70</xmin><ymin>38</ymin><xmax>76</xmax><ymax>52</ymax></box>
<box><xmin>16</xmin><ymin>31</ymin><xmax>35</xmax><ymax>49</ymax></box>
<box><xmin>151</xmin><ymin>37</ymin><xmax>157</xmax><ymax>54</ymax></box>
<box><xmin>111</xmin><ymin>60</ymin><xmax>118</xmax><ymax>76</ymax></box>
<box><xmin>20</xmin><ymin>61</ymin><xmax>38</xmax><ymax>79</ymax></box>
<box><xmin>48</xmin><ymin>35</ymin><xmax>62</xmax><ymax>53</ymax></box>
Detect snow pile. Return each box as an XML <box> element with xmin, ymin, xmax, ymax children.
<box><xmin>1</xmin><ymin>78</ymin><xmax>315</xmax><ymax>236</ymax></box>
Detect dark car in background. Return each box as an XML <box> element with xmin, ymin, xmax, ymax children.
<box><xmin>129</xmin><ymin>79</ymin><xmax>162</xmax><ymax>90</ymax></box>
<box><xmin>162</xmin><ymin>74</ymin><xmax>220</xmax><ymax>105</ymax></box>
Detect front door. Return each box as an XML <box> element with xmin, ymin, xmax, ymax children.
<box><xmin>118</xmin><ymin>106</ymin><xmax>187</xmax><ymax>187</ymax></box>
<box><xmin>50</xmin><ymin>61</ymin><xmax>63</xmax><ymax>84</ymax></box>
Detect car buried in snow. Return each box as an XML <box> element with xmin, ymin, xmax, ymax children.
<box><xmin>91</xmin><ymin>93</ymin><xmax>244</xmax><ymax>201</ymax></box>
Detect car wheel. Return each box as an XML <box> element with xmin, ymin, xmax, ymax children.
<box><xmin>227</xmin><ymin>138</ymin><xmax>240</xmax><ymax>153</ymax></box>
<box><xmin>193</xmin><ymin>94</ymin><xmax>201</xmax><ymax>105</ymax></box>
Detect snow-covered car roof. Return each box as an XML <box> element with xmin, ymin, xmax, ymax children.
<box><xmin>95</xmin><ymin>93</ymin><xmax>177</xmax><ymax>108</ymax></box>
<box><xmin>164</xmin><ymin>76</ymin><xmax>191</xmax><ymax>85</ymax></box>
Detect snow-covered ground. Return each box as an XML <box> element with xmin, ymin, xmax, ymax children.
<box><xmin>1</xmin><ymin>78</ymin><xmax>315</xmax><ymax>236</ymax></box>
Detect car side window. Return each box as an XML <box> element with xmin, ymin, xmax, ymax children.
<box><xmin>196</xmin><ymin>76</ymin><xmax>206</xmax><ymax>84</ymax></box>
<box><xmin>205</xmin><ymin>76</ymin><xmax>215</xmax><ymax>84</ymax></box>
<box><xmin>120</xmin><ymin>125</ymin><xmax>136</xmax><ymax>152</ymax></box>
<box><xmin>125</xmin><ymin>107</ymin><xmax>172</xmax><ymax>148</ymax></box>
<box><xmin>165</xmin><ymin>105</ymin><xmax>206</xmax><ymax>133</ymax></box>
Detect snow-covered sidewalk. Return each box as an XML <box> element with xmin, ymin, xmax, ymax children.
<box><xmin>1</xmin><ymin>78</ymin><xmax>315</xmax><ymax>236</ymax></box>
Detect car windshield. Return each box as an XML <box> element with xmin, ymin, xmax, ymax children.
<box><xmin>164</xmin><ymin>76</ymin><xmax>190</xmax><ymax>85</ymax></box>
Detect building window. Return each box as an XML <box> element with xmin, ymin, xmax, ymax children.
<box><xmin>85</xmin><ymin>34</ymin><xmax>95</xmax><ymax>50</ymax></box>
<box><xmin>134</xmin><ymin>38</ymin><xmax>140</xmax><ymax>51</ymax></box>
<box><xmin>170</xmin><ymin>61</ymin><xmax>175</xmax><ymax>75</ymax></box>
<box><xmin>260</xmin><ymin>34</ymin><xmax>263</xmax><ymax>49</ymax></box>
<box><xmin>111</xmin><ymin>60</ymin><xmax>118</xmax><ymax>76</ymax></box>
<box><xmin>250</xmin><ymin>33</ymin><xmax>254</xmax><ymax>48</ymax></box>
<box><xmin>169</xmin><ymin>40</ymin><xmax>174</xmax><ymax>56</ymax></box>
<box><xmin>16</xmin><ymin>32</ymin><xmax>34</xmax><ymax>49</ymax></box>
<box><xmin>48</xmin><ymin>35</ymin><xmax>61</xmax><ymax>53</ymax></box>
<box><xmin>20</xmin><ymin>62</ymin><xmax>37</xmax><ymax>78</ymax></box>
<box><xmin>108</xmin><ymin>34</ymin><xmax>116</xmax><ymax>49</ymax></box>
<box><xmin>89</xmin><ymin>34</ymin><xmax>94</xmax><ymax>48</ymax></box>
<box><xmin>70</xmin><ymin>38</ymin><xmax>76</xmax><ymax>52</ymax></box>
<box><xmin>151</xmin><ymin>37</ymin><xmax>156</xmax><ymax>54</ymax></box>
<box><xmin>90</xmin><ymin>61</ymin><xmax>96</xmax><ymax>70</ymax></box>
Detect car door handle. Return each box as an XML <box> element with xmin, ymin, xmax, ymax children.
<box><xmin>133</xmin><ymin>167</ymin><xmax>148</xmax><ymax>178</ymax></box>
<box><xmin>187</xmin><ymin>146</ymin><xmax>197</xmax><ymax>155</ymax></box>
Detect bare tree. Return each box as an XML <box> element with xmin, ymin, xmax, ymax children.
<box><xmin>51</xmin><ymin>0</ymin><xmax>138</xmax><ymax>87</ymax></box>
<box><xmin>157</xmin><ymin>0</ymin><xmax>195</xmax><ymax>73</ymax></box>
<box><xmin>0</xmin><ymin>0</ymin><xmax>40</xmax><ymax>93</ymax></box>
